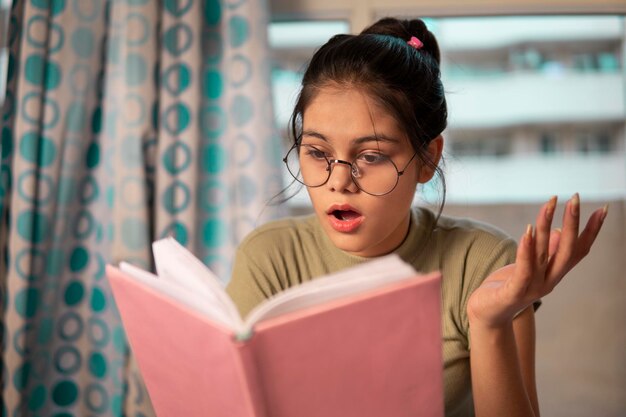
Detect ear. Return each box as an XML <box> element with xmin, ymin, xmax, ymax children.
<box><xmin>418</xmin><ymin>135</ymin><xmax>444</xmax><ymax>183</ymax></box>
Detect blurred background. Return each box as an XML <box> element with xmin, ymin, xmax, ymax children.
<box><xmin>0</xmin><ymin>0</ymin><xmax>624</xmax><ymax>416</ymax></box>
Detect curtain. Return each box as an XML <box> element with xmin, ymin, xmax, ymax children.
<box><xmin>0</xmin><ymin>0</ymin><xmax>283</xmax><ymax>415</ymax></box>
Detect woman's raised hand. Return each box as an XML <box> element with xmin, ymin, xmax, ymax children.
<box><xmin>467</xmin><ymin>194</ymin><xmax>608</xmax><ymax>328</ymax></box>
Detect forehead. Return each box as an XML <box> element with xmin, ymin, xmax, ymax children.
<box><xmin>302</xmin><ymin>85</ymin><xmax>406</xmax><ymax>143</ymax></box>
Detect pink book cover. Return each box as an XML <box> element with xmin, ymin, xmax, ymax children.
<box><xmin>106</xmin><ymin>265</ymin><xmax>443</xmax><ymax>417</ymax></box>
<box><xmin>106</xmin><ymin>266</ymin><xmax>265</xmax><ymax>417</ymax></box>
<box><xmin>249</xmin><ymin>271</ymin><xmax>444</xmax><ymax>417</ymax></box>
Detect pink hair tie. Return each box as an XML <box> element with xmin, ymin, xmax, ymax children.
<box><xmin>407</xmin><ymin>36</ymin><xmax>424</xmax><ymax>50</ymax></box>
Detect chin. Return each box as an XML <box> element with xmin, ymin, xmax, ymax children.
<box><xmin>326</xmin><ymin>230</ymin><xmax>385</xmax><ymax>258</ymax></box>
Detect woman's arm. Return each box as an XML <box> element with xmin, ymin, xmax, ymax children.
<box><xmin>514</xmin><ymin>307</ymin><xmax>539</xmax><ymax>415</ymax></box>
<box><xmin>470</xmin><ymin>306</ymin><xmax>538</xmax><ymax>417</ymax></box>
<box><xmin>467</xmin><ymin>194</ymin><xmax>607</xmax><ymax>416</ymax></box>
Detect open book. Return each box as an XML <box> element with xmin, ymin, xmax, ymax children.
<box><xmin>106</xmin><ymin>237</ymin><xmax>444</xmax><ymax>417</ymax></box>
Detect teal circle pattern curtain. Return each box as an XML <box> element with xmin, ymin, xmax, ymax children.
<box><xmin>0</xmin><ymin>0</ymin><xmax>283</xmax><ymax>415</ymax></box>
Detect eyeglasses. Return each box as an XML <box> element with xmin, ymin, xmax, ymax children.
<box><xmin>283</xmin><ymin>143</ymin><xmax>417</xmax><ymax>196</ymax></box>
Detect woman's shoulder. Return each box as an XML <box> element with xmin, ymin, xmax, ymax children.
<box><xmin>414</xmin><ymin>207</ymin><xmax>516</xmax><ymax>258</ymax></box>
<box><xmin>418</xmin><ymin>207</ymin><xmax>512</xmax><ymax>242</ymax></box>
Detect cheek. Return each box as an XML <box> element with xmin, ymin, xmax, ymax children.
<box><xmin>394</xmin><ymin>175</ymin><xmax>419</xmax><ymax>201</ymax></box>
<box><xmin>408</xmin><ymin>163</ymin><xmax>423</xmax><ymax>184</ymax></box>
<box><xmin>383</xmin><ymin>191</ymin><xmax>416</xmax><ymax>216</ymax></box>
<box><xmin>365</xmin><ymin>192</ymin><xmax>414</xmax><ymax>219</ymax></box>
<box><xmin>305</xmin><ymin>187</ymin><xmax>325</xmax><ymax>210</ymax></box>
<box><xmin>384</xmin><ymin>193</ymin><xmax>414</xmax><ymax>215</ymax></box>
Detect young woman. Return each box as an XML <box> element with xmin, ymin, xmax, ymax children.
<box><xmin>226</xmin><ymin>17</ymin><xmax>607</xmax><ymax>416</ymax></box>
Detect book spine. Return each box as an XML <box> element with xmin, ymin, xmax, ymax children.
<box><xmin>232</xmin><ymin>337</ymin><xmax>268</xmax><ymax>417</ymax></box>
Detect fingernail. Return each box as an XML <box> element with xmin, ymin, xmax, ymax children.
<box><xmin>526</xmin><ymin>224</ymin><xmax>533</xmax><ymax>240</ymax></box>
<box><xmin>570</xmin><ymin>193</ymin><xmax>580</xmax><ymax>216</ymax></box>
<box><xmin>601</xmin><ymin>204</ymin><xmax>609</xmax><ymax>222</ymax></box>
<box><xmin>554</xmin><ymin>228</ymin><xmax>562</xmax><ymax>234</ymax></box>
<box><xmin>546</xmin><ymin>195</ymin><xmax>557</xmax><ymax>221</ymax></box>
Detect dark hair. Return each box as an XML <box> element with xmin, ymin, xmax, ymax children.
<box><xmin>278</xmin><ymin>17</ymin><xmax>447</xmax><ymax>211</ymax></box>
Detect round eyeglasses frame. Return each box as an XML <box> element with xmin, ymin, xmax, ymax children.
<box><xmin>283</xmin><ymin>143</ymin><xmax>418</xmax><ymax>196</ymax></box>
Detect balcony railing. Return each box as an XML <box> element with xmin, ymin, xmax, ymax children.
<box><xmin>445</xmin><ymin>72</ymin><xmax>624</xmax><ymax>130</ymax></box>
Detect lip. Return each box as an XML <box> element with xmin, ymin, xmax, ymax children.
<box><xmin>326</xmin><ymin>204</ymin><xmax>364</xmax><ymax>233</ymax></box>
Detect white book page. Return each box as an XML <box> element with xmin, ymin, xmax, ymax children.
<box><xmin>119</xmin><ymin>262</ymin><xmax>239</xmax><ymax>331</ymax></box>
<box><xmin>120</xmin><ymin>242</ymin><xmax>421</xmax><ymax>338</ymax></box>
<box><xmin>243</xmin><ymin>254</ymin><xmax>418</xmax><ymax>332</ymax></box>
<box><xmin>151</xmin><ymin>238</ymin><xmax>243</xmax><ymax>329</ymax></box>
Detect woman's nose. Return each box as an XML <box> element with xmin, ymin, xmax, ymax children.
<box><xmin>326</xmin><ymin>160</ymin><xmax>358</xmax><ymax>193</ymax></box>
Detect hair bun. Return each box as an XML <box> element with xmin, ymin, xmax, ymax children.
<box><xmin>360</xmin><ymin>17</ymin><xmax>441</xmax><ymax>65</ymax></box>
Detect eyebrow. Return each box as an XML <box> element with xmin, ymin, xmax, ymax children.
<box><xmin>301</xmin><ymin>130</ymin><xmax>400</xmax><ymax>145</ymax></box>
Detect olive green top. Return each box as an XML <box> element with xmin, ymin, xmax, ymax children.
<box><xmin>226</xmin><ymin>207</ymin><xmax>517</xmax><ymax>417</ymax></box>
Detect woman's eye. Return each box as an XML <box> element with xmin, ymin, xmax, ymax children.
<box><xmin>302</xmin><ymin>146</ymin><xmax>328</xmax><ymax>160</ymax></box>
<box><xmin>357</xmin><ymin>152</ymin><xmax>387</xmax><ymax>164</ymax></box>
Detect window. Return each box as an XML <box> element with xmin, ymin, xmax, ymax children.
<box><xmin>429</xmin><ymin>15</ymin><xmax>625</xmax><ymax>202</ymax></box>
<box><xmin>267</xmin><ymin>14</ymin><xmax>625</xmax><ymax>205</ymax></box>
<box><xmin>268</xmin><ymin>20</ymin><xmax>350</xmax><ymax>132</ymax></box>
<box><xmin>540</xmin><ymin>132</ymin><xmax>558</xmax><ymax>155</ymax></box>
<box><xmin>449</xmin><ymin>135</ymin><xmax>512</xmax><ymax>158</ymax></box>
<box><xmin>577</xmin><ymin>130</ymin><xmax>615</xmax><ymax>154</ymax></box>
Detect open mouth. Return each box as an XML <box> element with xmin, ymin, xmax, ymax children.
<box><xmin>331</xmin><ymin>209</ymin><xmax>361</xmax><ymax>221</ymax></box>
<box><xmin>326</xmin><ymin>205</ymin><xmax>364</xmax><ymax>232</ymax></box>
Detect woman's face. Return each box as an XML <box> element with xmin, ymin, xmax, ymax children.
<box><xmin>300</xmin><ymin>85</ymin><xmax>431</xmax><ymax>257</ymax></box>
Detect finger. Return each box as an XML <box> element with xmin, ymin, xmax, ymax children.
<box><xmin>548</xmin><ymin>193</ymin><xmax>580</xmax><ymax>279</ymax></box>
<box><xmin>535</xmin><ymin>196</ymin><xmax>557</xmax><ymax>270</ymax></box>
<box><xmin>572</xmin><ymin>205</ymin><xmax>608</xmax><ymax>263</ymax></box>
<box><xmin>548</xmin><ymin>228</ymin><xmax>561</xmax><ymax>258</ymax></box>
<box><xmin>507</xmin><ymin>225</ymin><xmax>535</xmax><ymax>298</ymax></box>
<box><xmin>545</xmin><ymin>205</ymin><xmax>607</xmax><ymax>291</ymax></box>
<box><xmin>545</xmin><ymin>229</ymin><xmax>562</xmax><ymax>285</ymax></box>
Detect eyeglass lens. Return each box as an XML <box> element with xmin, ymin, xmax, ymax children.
<box><xmin>284</xmin><ymin>144</ymin><xmax>400</xmax><ymax>196</ymax></box>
